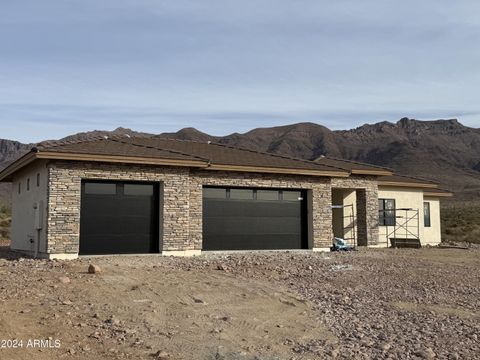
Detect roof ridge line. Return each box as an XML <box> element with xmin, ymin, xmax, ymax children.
<box><xmin>205</xmin><ymin>141</ymin><xmax>349</xmax><ymax>173</ymax></box>
<box><xmin>109</xmin><ymin>138</ymin><xmax>211</xmax><ymax>163</ymax></box>
<box><xmin>36</xmin><ymin>135</ymin><xmax>109</xmax><ymax>151</ymax></box>
<box><xmin>153</xmin><ymin>136</ymin><xmax>217</xmax><ymax>144</ymax></box>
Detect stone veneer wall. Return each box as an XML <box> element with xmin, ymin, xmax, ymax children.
<box><xmin>47</xmin><ymin>161</ymin><xmax>191</xmax><ymax>254</ymax></box>
<box><xmin>189</xmin><ymin>170</ymin><xmax>333</xmax><ymax>250</ymax></box>
<box><xmin>330</xmin><ymin>176</ymin><xmax>379</xmax><ymax>245</ymax></box>
<box><xmin>46</xmin><ymin>160</ymin><xmax>375</xmax><ymax>254</ymax></box>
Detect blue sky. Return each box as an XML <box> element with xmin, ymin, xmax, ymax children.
<box><xmin>1</xmin><ymin>0</ymin><xmax>479</xmax><ymax>142</ymax></box>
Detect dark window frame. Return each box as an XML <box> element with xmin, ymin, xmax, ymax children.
<box><xmin>83</xmin><ymin>182</ymin><xmax>117</xmax><ymax>195</ymax></box>
<box><xmin>379</xmin><ymin>198</ymin><xmax>396</xmax><ymax>226</ymax></box>
<box><xmin>37</xmin><ymin>173</ymin><xmax>40</xmax><ymax>187</ymax></box>
<box><xmin>424</xmin><ymin>202</ymin><xmax>431</xmax><ymax>227</ymax></box>
<box><xmin>27</xmin><ymin>178</ymin><xmax>30</xmax><ymax>191</ymax></box>
<box><xmin>202</xmin><ymin>186</ymin><xmax>303</xmax><ymax>202</ymax></box>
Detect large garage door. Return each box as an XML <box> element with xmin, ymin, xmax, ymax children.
<box><xmin>80</xmin><ymin>181</ymin><xmax>159</xmax><ymax>255</ymax></box>
<box><xmin>203</xmin><ymin>187</ymin><xmax>307</xmax><ymax>250</ymax></box>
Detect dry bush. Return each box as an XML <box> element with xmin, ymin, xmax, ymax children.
<box><xmin>0</xmin><ymin>204</ymin><xmax>11</xmax><ymax>242</ymax></box>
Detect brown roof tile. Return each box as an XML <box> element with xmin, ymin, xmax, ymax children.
<box><xmin>37</xmin><ymin>137</ymin><xmax>207</xmax><ymax>162</ymax></box>
<box><xmin>378</xmin><ymin>174</ymin><xmax>439</xmax><ymax>187</ymax></box>
<box><xmin>127</xmin><ymin>138</ymin><xmax>347</xmax><ymax>173</ymax></box>
<box><xmin>314</xmin><ymin>156</ymin><xmax>393</xmax><ymax>174</ymax></box>
<box><xmin>18</xmin><ymin>136</ymin><xmax>349</xmax><ymax>176</ymax></box>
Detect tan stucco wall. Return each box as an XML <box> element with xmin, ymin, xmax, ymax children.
<box><xmin>378</xmin><ymin>187</ymin><xmax>424</xmax><ymax>246</ymax></box>
<box><xmin>342</xmin><ymin>190</ymin><xmax>357</xmax><ymax>242</ymax></box>
<box><xmin>378</xmin><ymin>187</ymin><xmax>442</xmax><ymax>246</ymax></box>
<box><xmin>11</xmin><ymin>160</ymin><xmax>49</xmax><ymax>255</ymax></box>
<box><xmin>423</xmin><ymin>197</ymin><xmax>442</xmax><ymax>244</ymax></box>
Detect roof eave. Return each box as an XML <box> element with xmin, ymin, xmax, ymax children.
<box><xmin>351</xmin><ymin>169</ymin><xmax>394</xmax><ymax>176</ymax></box>
<box><xmin>378</xmin><ymin>181</ymin><xmax>438</xmax><ymax>189</ymax></box>
<box><xmin>424</xmin><ymin>192</ymin><xmax>453</xmax><ymax>198</ymax></box>
<box><xmin>35</xmin><ymin>151</ymin><xmax>209</xmax><ymax>168</ymax></box>
<box><xmin>0</xmin><ymin>151</ymin><xmax>37</xmax><ymax>182</ymax></box>
<box><xmin>0</xmin><ymin>151</ymin><xmax>210</xmax><ymax>182</ymax></box>
<box><xmin>206</xmin><ymin>164</ymin><xmax>350</xmax><ymax>177</ymax></box>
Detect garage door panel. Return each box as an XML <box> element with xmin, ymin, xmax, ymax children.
<box><xmin>204</xmin><ymin>234</ymin><xmax>303</xmax><ymax>250</ymax></box>
<box><xmin>80</xmin><ymin>181</ymin><xmax>159</xmax><ymax>255</ymax></box>
<box><xmin>83</xmin><ymin>235</ymin><xmax>153</xmax><ymax>254</ymax></box>
<box><xmin>203</xmin><ymin>187</ymin><xmax>307</xmax><ymax>250</ymax></box>
<box><xmin>205</xmin><ymin>200</ymin><xmax>302</xmax><ymax>217</ymax></box>
<box><xmin>204</xmin><ymin>217</ymin><xmax>302</xmax><ymax>235</ymax></box>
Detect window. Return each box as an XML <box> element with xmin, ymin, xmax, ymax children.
<box><xmin>424</xmin><ymin>202</ymin><xmax>431</xmax><ymax>227</ymax></box>
<box><xmin>37</xmin><ymin>173</ymin><xmax>40</xmax><ymax>187</ymax></box>
<box><xmin>230</xmin><ymin>188</ymin><xmax>254</xmax><ymax>200</ymax></box>
<box><xmin>282</xmin><ymin>191</ymin><xmax>302</xmax><ymax>201</ymax></box>
<box><xmin>379</xmin><ymin>199</ymin><xmax>396</xmax><ymax>226</ymax></box>
<box><xmin>124</xmin><ymin>184</ymin><xmax>154</xmax><ymax>196</ymax></box>
<box><xmin>84</xmin><ymin>182</ymin><xmax>117</xmax><ymax>195</ymax></box>
<box><xmin>203</xmin><ymin>188</ymin><xmax>227</xmax><ymax>199</ymax></box>
<box><xmin>27</xmin><ymin>178</ymin><xmax>30</xmax><ymax>191</ymax></box>
<box><xmin>18</xmin><ymin>182</ymin><xmax>21</xmax><ymax>194</ymax></box>
<box><xmin>257</xmin><ymin>190</ymin><xmax>279</xmax><ymax>201</ymax></box>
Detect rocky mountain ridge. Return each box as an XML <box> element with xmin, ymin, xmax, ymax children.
<box><xmin>1</xmin><ymin>118</ymin><xmax>479</xmax><ymax>202</ymax></box>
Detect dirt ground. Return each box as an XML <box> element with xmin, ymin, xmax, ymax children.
<box><xmin>0</xmin><ymin>247</ymin><xmax>479</xmax><ymax>360</ymax></box>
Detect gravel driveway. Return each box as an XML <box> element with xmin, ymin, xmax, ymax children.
<box><xmin>0</xmin><ymin>246</ymin><xmax>479</xmax><ymax>359</ymax></box>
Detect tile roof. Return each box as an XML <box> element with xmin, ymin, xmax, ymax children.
<box><xmin>36</xmin><ymin>137</ymin><xmax>207</xmax><ymax>162</ymax></box>
<box><xmin>378</xmin><ymin>174</ymin><xmax>439</xmax><ymax>187</ymax></box>
<box><xmin>126</xmin><ymin>138</ymin><xmax>347</xmax><ymax>173</ymax></box>
<box><xmin>27</xmin><ymin>136</ymin><xmax>350</xmax><ymax>176</ymax></box>
<box><xmin>314</xmin><ymin>156</ymin><xmax>393</xmax><ymax>174</ymax></box>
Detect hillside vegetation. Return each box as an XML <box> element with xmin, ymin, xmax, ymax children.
<box><xmin>442</xmin><ymin>201</ymin><xmax>480</xmax><ymax>244</ymax></box>
<box><xmin>0</xmin><ymin>204</ymin><xmax>11</xmax><ymax>244</ymax></box>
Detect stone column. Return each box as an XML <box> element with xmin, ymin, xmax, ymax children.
<box><xmin>366</xmin><ymin>186</ymin><xmax>379</xmax><ymax>245</ymax></box>
<box><xmin>312</xmin><ymin>184</ymin><xmax>333</xmax><ymax>249</ymax></box>
<box><xmin>47</xmin><ymin>165</ymin><xmax>82</xmax><ymax>255</ymax></box>
<box><xmin>188</xmin><ymin>177</ymin><xmax>203</xmax><ymax>251</ymax></box>
<box><xmin>356</xmin><ymin>186</ymin><xmax>379</xmax><ymax>246</ymax></box>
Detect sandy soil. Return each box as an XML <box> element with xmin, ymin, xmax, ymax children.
<box><xmin>0</xmin><ymin>247</ymin><xmax>479</xmax><ymax>359</ymax></box>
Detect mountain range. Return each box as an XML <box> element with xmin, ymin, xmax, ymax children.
<box><xmin>1</xmin><ymin>118</ymin><xmax>479</xmax><ymax>203</ymax></box>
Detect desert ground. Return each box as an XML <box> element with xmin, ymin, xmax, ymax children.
<box><xmin>0</xmin><ymin>246</ymin><xmax>479</xmax><ymax>360</ymax></box>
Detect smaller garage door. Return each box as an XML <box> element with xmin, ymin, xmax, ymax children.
<box><xmin>203</xmin><ymin>187</ymin><xmax>307</xmax><ymax>250</ymax></box>
<box><xmin>80</xmin><ymin>181</ymin><xmax>159</xmax><ymax>255</ymax></box>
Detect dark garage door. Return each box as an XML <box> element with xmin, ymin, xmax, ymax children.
<box><xmin>203</xmin><ymin>187</ymin><xmax>307</xmax><ymax>250</ymax></box>
<box><xmin>80</xmin><ymin>181</ymin><xmax>159</xmax><ymax>255</ymax></box>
